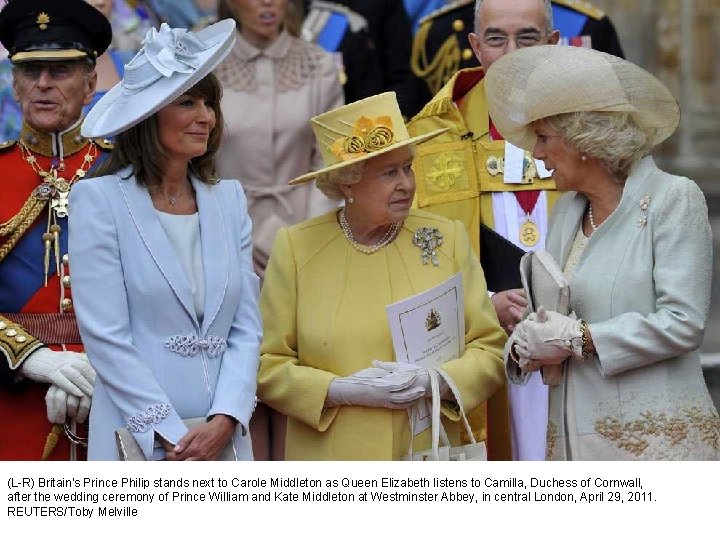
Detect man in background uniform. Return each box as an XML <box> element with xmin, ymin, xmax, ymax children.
<box><xmin>404</xmin><ymin>0</ymin><xmax>624</xmax><ymax>117</ymax></box>
<box><xmin>407</xmin><ymin>0</ymin><xmax>623</xmax><ymax>461</ymax></box>
<box><xmin>0</xmin><ymin>0</ymin><xmax>112</xmax><ymax>460</ymax></box>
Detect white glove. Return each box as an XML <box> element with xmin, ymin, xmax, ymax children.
<box><xmin>45</xmin><ymin>384</ymin><xmax>91</xmax><ymax>424</ymax></box>
<box><xmin>515</xmin><ymin>307</ymin><xmax>582</xmax><ymax>364</ymax></box>
<box><xmin>326</xmin><ymin>366</ymin><xmax>426</xmax><ymax>409</ymax></box>
<box><xmin>21</xmin><ymin>349</ymin><xmax>95</xmax><ymax>398</ymax></box>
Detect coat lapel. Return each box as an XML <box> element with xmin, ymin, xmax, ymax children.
<box><xmin>193</xmin><ymin>176</ymin><xmax>229</xmax><ymax>335</ymax></box>
<box><xmin>117</xmin><ymin>171</ymin><xmax>199</xmax><ymax>326</ymax></box>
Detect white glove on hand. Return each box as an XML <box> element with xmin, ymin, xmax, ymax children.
<box><xmin>326</xmin><ymin>366</ymin><xmax>426</xmax><ymax>409</ymax></box>
<box><xmin>371</xmin><ymin>360</ymin><xmax>453</xmax><ymax>399</ymax></box>
<box><xmin>45</xmin><ymin>384</ymin><xmax>91</xmax><ymax>424</ymax></box>
<box><xmin>22</xmin><ymin>349</ymin><xmax>95</xmax><ymax>398</ymax></box>
<box><xmin>515</xmin><ymin>307</ymin><xmax>582</xmax><ymax>364</ymax></box>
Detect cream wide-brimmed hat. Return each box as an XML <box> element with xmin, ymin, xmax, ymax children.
<box><xmin>483</xmin><ymin>45</ymin><xmax>680</xmax><ymax>151</ymax></box>
<box><xmin>82</xmin><ymin>19</ymin><xmax>236</xmax><ymax>138</ymax></box>
<box><xmin>289</xmin><ymin>92</ymin><xmax>447</xmax><ymax>185</ymax></box>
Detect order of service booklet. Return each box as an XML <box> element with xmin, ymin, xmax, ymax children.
<box><xmin>385</xmin><ymin>273</ymin><xmax>465</xmax><ymax>434</ymax></box>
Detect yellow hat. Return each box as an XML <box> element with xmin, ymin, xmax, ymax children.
<box><xmin>290</xmin><ymin>92</ymin><xmax>447</xmax><ymax>185</ymax></box>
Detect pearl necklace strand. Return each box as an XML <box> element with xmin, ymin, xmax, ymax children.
<box><xmin>587</xmin><ymin>203</ymin><xmax>598</xmax><ymax>233</ymax></box>
<box><xmin>339</xmin><ymin>208</ymin><xmax>401</xmax><ymax>254</ymax></box>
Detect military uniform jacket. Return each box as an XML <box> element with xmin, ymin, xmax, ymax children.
<box><xmin>0</xmin><ymin>121</ymin><xmax>109</xmax><ymax>460</ymax></box>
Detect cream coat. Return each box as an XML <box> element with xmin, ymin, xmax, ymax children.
<box><xmin>509</xmin><ymin>157</ymin><xmax>720</xmax><ymax>460</ymax></box>
<box><xmin>258</xmin><ymin>209</ymin><xmax>507</xmax><ymax>460</ymax></box>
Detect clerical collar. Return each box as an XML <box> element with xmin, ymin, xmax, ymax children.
<box><xmin>19</xmin><ymin>119</ymin><xmax>88</xmax><ymax>159</ymax></box>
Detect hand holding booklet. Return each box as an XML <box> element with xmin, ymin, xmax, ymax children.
<box><xmin>385</xmin><ymin>273</ymin><xmax>464</xmax><ymax>434</ymax></box>
<box><xmin>519</xmin><ymin>250</ymin><xmax>570</xmax><ymax>385</ymax></box>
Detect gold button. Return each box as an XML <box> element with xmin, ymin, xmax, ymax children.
<box><xmin>0</xmin><ymin>321</ymin><xmax>5</xmax><ymax>330</ymax></box>
<box><xmin>15</xmin><ymin>335</ymin><xmax>27</xmax><ymax>343</ymax></box>
<box><xmin>452</xmin><ymin>19</ymin><xmax>464</xmax><ymax>32</ymax></box>
<box><xmin>62</xmin><ymin>254</ymin><xmax>69</xmax><ymax>265</ymax></box>
<box><xmin>61</xmin><ymin>298</ymin><xmax>73</xmax><ymax>312</ymax></box>
<box><xmin>462</xmin><ymin>48</ymin><xmax>474</xmax><ymax>61</ymax></box>
<box><xmin>5</xmin><ymin>328</ymin><xmax>17</xmax><ymax>337</ymax></box>
<box><xmin>62</xmin><ymin>275</ymin><xmax>71</xmax><ymax>288</ymax></box>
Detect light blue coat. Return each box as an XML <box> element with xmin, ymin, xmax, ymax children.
<box><xmin>69</xmin><ymin>168</ymin><xmax>261</xmax><ymax>460</ymax></box>
<box><xmin>510</xmin><ymin>157</ymin><xmax>720</xmax><ymax>460</ymax></box>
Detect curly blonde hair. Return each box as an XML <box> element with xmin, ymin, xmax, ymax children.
<box><xmin>545</xmin><ymin>111</ymin><xmax>651</xmax><ymax>181</ymax></box>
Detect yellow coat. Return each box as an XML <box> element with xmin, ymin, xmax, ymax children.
<box><xmin>258</xmin><ymin>209</ymin><xmax>507</xmax><ymax>460</ymax></box>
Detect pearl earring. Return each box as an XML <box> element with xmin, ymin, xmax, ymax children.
<box><xmin>581</xmin><ymin>154</ymin><xmax>587</xmax><ymax>162</ymax></box>
<box><xmin>347</xmin><ymin>196</ymin><xmax>354</xmax><ymax>204</ymax></box>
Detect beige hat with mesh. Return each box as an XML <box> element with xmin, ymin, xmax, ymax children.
<box><xmin>484</xmin><ymin>45</ymin><xmax>680</xmax><ymax>151</ymax></box>
<box><xmin>289</xmin><ymin>92</ymin><xmax>447</xmax><ymax>185</ymax></box>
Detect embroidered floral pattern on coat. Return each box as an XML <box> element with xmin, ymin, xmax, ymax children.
<box><xmin>595</xmin><ymin>407</ymin><xmax>720</xmax><ymax>459</ymax></box>
<box><xmin>165</xmin><ymin>334</ymin><xmax>228</xmax><ymax>358</ymax></box>
<box><xmin>126</xmin><ymin>403</ymin><xmax>171</xmax><ymax>433</ymax></box>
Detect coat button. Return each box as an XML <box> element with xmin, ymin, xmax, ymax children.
<box><xmin>462</xmin><ymin>48</ymin><xmax>474</xmax><ymax>61</ymax></box>
<box><xmin>452</xmin><ymin>19</ymin><xmax>464</xmax><ymax>32</ymax></box>
<box><xmin>62</xmin><ymin>275</ymin><xmax>71</xmax><ymax>288</ymax></box>
<box><xmin>62</xmin><ymin>254</ymin><xmax>69</xmax><ymax>266</ymax></box>
<box><xmin>61</xmin><ymin>298</ymin><xmax>73</xmax><ymax>312</ymax></box>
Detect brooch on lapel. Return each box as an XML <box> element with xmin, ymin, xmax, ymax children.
<box><xmin>637</xmin><ymin>195</ymin><xmax>650</xmax><ymax>228</ymax></box>
<box><xmin>412</xmin><ymin>227</ymin><xmax>443</xmax><ymax>267</ymax></box>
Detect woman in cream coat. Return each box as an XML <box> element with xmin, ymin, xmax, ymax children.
<box><xmin>486</xmin><ymin>46</ymin><xmax>720</xmax><ymax>460</ymax></box>
<box><xmin>71</xmin><ymin>21</ymin><xmax>261</xmax><ymax>460</ymax></box>
<box><xmin>258</xmin><ymin>93</ymin><xmax>507</xmax><ymax>460</ymax></box>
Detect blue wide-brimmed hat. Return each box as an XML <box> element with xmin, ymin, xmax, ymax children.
<box><xmin>82</xmin><ymin>19</ymin><xmax>236</xmax><ymax>138</ymax></box>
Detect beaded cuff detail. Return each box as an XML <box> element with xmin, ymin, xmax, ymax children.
<box><xmin>126</xmin><ymin>403</ymin><xmax>171</xmax><ymax>433</ymax></box>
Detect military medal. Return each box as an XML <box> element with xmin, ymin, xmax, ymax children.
<box><xmin>519</xmin><ymin>216</ymin><xmax>540</xmax><ymax>247</ymax></box>
<box><xmin>515</xmin><ymin>190</ymin><xmax>542</xmax><ymax>247</ymax></box>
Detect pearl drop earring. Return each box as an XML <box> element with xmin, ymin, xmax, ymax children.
<box><xmin>581</xmin><ymin>154</ymin><xmax>588</xmax><ymax>162</ymax></box>
<box><xmin>347</xmin><ymin>196</ymin><xmax>354</xmax><ymax>204</ymax></box>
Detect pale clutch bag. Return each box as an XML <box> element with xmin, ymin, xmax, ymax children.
<box><xmin>115</xmin><ymin>417</ymin><xmax>238</xmax><ymax>461</ymax></box>
<box><xmin>519</xmin><ymin>250</ymin><xmax>570</xmax><ymax>385</ymax></box>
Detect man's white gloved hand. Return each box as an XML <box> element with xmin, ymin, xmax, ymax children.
<box><xmin>515</xmin><ymin>307</ymin><xmax>583</xmax><ymax>364</ymax></box>
<box><xmin>326</xmin><ymin>366</ymin><xmax>426</xmax><ymax>409</ymax></box>
<box><xmin>21</xmin><ymin>348</ymin><xmax>95</xmax><ymax>398</ymax></box>
<box><xmin>45</xmin><ymin>384</ymin><xmax>91</xmax><ymax>424</ymax></box>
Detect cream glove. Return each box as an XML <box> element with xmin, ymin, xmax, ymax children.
<box><xmin>326</xmin><ymin>367</ymin><xmax>425</xmax><ymax>409</ymax></box>
<box><xmin>21</xmin><ymin>349</ymin><xmax>95</xmax><ymax>397</ymax></box>
<box><xmin>45</xmin><ymin>384</ymin><xmax>91</xmax><ymax>424</ymax></box>
<box><xmin>516</xmin><ymin>307</ymin><xmax>583</xmax><ymax>364</ymax></box>
<box><xmin>372</xmin><ymin>360</ymin><xmax>452</xmax><ymax>399</ymax></box>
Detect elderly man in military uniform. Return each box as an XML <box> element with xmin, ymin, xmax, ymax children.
<box><xmin>407</xmin><ymin>0</ymin><xmax>620</xmax><ymax>461</ymax></box>
<box><xmin>0</xmin><ymin>0</ymin><xmax>112</xmax><ymax>460</ymax></box>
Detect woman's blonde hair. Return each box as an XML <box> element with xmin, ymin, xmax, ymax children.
<box><xmin>545</xmin><ymin>111</ymin><xmax>651</xmax><ymax>180</ymax></box>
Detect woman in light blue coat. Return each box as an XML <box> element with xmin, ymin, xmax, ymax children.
<box><xmin>485</xmin><ymin>45</ymin><xmax>720</xmax><ymax>460</ymax></box>
<box><xmin>71</xmin><ymin>20</ymin><xmax>261</xmax><ymax>460</ymax></box>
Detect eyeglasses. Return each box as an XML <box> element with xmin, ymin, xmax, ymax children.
<box><xmin>482</xmin><ymin>32</ymin><xmax>548</xmax><ymax>49</ymax></box>
<box><xmin>15</xmin><ymin>62</ymin><xmax>85</xmax><ymax>81</ymax></box>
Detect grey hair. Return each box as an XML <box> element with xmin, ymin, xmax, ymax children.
<box><xmin>545</xmin><ymin>111</ymin><xmax>651</xmax><ymax>181</ymax></box>
<box><xmin>474</xmin><ymin>0</ymin><xmax>554</xmax><ymax>35</ymax></box>
<box><xmin>315</xmin><ymin>161</ymin><xmax>367</xmax><ymax>200</ymax></box>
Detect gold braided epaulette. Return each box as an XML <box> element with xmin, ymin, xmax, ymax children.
<box><xmin>93</xmin><ymin>137</ymin><xmax>114</xmax><ymax>151</ymax></box>
<box><xmin>0</xmin><ymin>139</ymin><xmax>16</xmax><ymax>151</ymax></box>
<box><xmin>418</xmin><ymin>0</ymin><xmax>473</xmax><ymax>27</ymax></box>
<box><xmin>410</xmin><ymin>96</ymin><xmax>454</xmax><ymax>123</ymax></box>
<box><xmin>0</xmin><ymin>315</ymin><xmax>43</xmax><ymax>371</ymax></box>
<box><xmin>553</xmin><ymin>0</ymin><xmax>605</xmax><ymax>20</ymax></box>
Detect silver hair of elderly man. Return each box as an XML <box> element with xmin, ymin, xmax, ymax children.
<box><xmin>473</xmin><ymin>0</ymin><xmax>555</xmax><ymax>35</ymax></box>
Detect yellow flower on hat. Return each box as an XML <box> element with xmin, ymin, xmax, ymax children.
<box><xmin>331</xmin><ymin>115</ymin><xmax>394</xmax><ymax>162</ymax></box>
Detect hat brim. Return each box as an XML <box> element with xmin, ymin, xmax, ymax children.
<box><xmin>289</xmin><ymin>127</ymin><xmax>448</xmax><ymax>185</ymax></box>
<box><xmin>11</xmin><ymin>49</ymin><xmax>89</xmax><ymax>62</ymax></box>
<box><xmin>81</xmin><ymin>19</ymin><xmax>236</xmax><ymax>138</ymax></box>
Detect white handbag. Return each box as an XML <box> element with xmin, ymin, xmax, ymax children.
<box><xmin>115</xmin><ymin>417</ymin><xmax>239</xmax><ymax>461</ymax></box>
<box><xmin>404</xmin><ymin>368</ymin><xmax>487</xmax><ymax>461</ymax></box>
<box><xmin>519</xmin><ymin>250</ymin><xmax>571</xmax><ymax>385</ymax></box>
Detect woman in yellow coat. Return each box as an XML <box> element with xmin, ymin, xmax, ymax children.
<box><xmin>258</xmin><ymin>92</ymin><xmax>507</xmax><ymax>460</ymax></box>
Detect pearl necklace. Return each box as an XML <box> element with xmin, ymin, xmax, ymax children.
<box><xmin>587</xmin><ymin>203</ymin><xmax>598</xmax><ymax>233</ymax></box>
<box><xmin>339</xmin><ymin>208</ymin><xmax>401</xmax><ymax>254</ymax></box>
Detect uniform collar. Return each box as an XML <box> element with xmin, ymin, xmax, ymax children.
<box><xmin>19</xmin><ymin>118</ymin><xmax>88</xmax><ymax>159</ymax></box>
